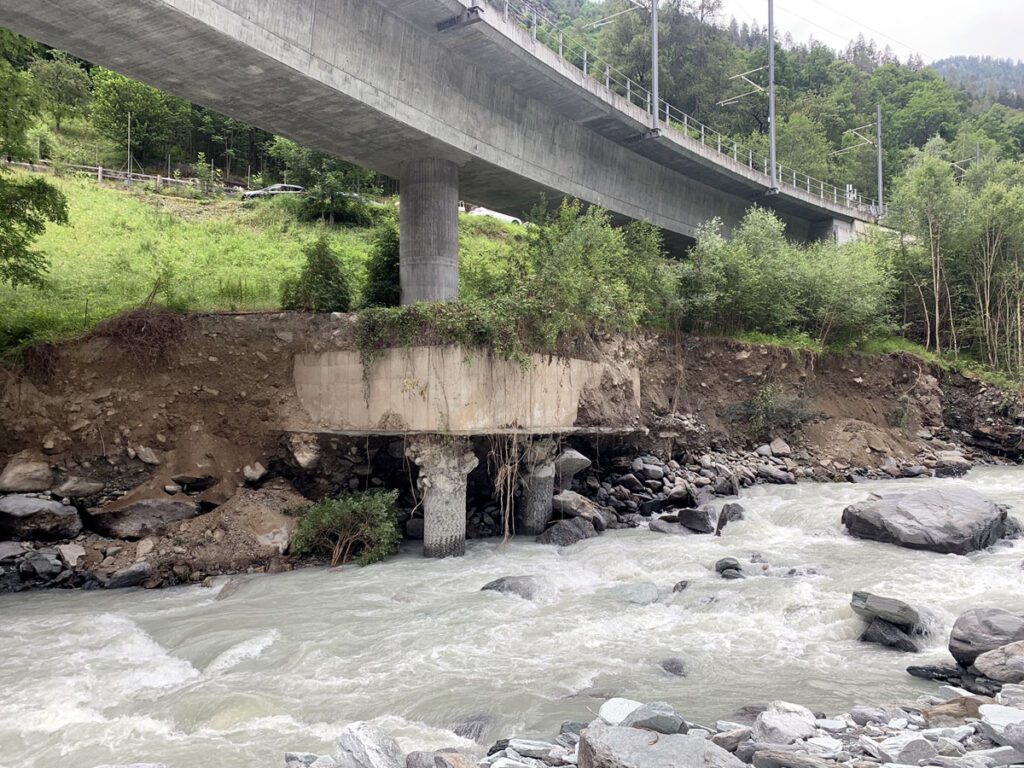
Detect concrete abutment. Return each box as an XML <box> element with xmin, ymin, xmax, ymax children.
<box><xmin>399</xmin><ymin>158</ymin><xmax>460</xmax><ymax>305</ymax></box>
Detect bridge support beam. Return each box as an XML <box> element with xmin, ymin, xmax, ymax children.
<box><xmin>400</xmin><ymin>158</ymin><xmax>459</xmax><ymax>304</ymax></box>
<box><xmin>408</xmin><ymin>436</ymin><xmax>478</xmax><ymax>558</ymax></box>
<box><xmin>519</xmin><ymin>438</ymin><xmax>557</xmax><ymax>535</ymax></box>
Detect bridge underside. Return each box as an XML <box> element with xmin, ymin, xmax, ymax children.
<box><xmin>1</xmin><ymin>0</ymin><xmax>865</xmax><ymax>300</ymax></box>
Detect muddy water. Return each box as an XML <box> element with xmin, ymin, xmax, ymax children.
<box><xmin>2</xmin><ymin>468</ymin><xmax>1022</xmax><ymax>768</ymax></box>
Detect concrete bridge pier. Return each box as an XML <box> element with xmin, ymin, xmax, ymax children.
<box><xmin>408</xmin><ymin>435</ymin><xmax>478</xmax><ymax>558</ymax></box>
<box><xmin>400</xmin><ymin>158</ymin><xmax>460</xmax><ymax>304</ymax></box>
<box><xmin>519</xmin><ymin>438</ymin><xmax>557</xmax><ymax>535</ymax></box>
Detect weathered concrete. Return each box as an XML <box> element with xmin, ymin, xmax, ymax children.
<box><xmin>519</xmin><ymin>438</ymin><xmax>556</xmax><ymax>535</ymax></box>
<box><xmin>400</xmin><ymin>158</ymin><xmax>459</xmax><ymax>304</ymax></box>
<box><xmin>407</xmin><ymin>436</ymin><xmax>479</xmax><ymax>558</ymax></box>
<box><xmin>290</xmin><ymin>345</ymin><xmax>641</xmax><ymax>434</ymax></box>
<box><xmin>0</xmin><ymin>0</ymin><xmax>872</xmax><ymax>251</ymax></box>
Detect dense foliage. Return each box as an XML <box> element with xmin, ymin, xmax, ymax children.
<box><xmin>290</xmin><ymin>490</ymin><xmax>401</xmax><ymax>567</ymax></box>
<box><xmin>361</xmin><ymin>216</ymin><xmax>401</xmax><ymax>308</ymax></box>
<box><xmin>0</xmin><ymin>54</ymin><xmax>68</xmax><ymax>287</ymax></box>
<box><xmin>280</xmin><ymin>237</ymin><xmax>352</xmax><ymax>313</ymax></box>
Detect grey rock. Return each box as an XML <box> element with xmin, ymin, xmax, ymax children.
<box><xmin>620</xmin><ymin>702</ymin><xmax>687</xmax><ymax>735</ymax></box>
<box><xmin>0</xmin><ymin>454</ymin><xmax>53</xmax><ymax>493</ymax></box>
<box><xmin>841</xmin><ymin>488</ymin><xmax>1006</xmax><ymax>555</ymax></box>
<box><xmin>23</xmin><ymin>550</ymin><xmax>61</xmax><ymax>579</ymax></box>
<box><xmin>850</xmin><ymin>591</ymin><xmax>922</xmax><ymax>630</ymax></box>
<box><xmin>552</xmin><ymin>491</ymin><xmax>605</xmax><ymax>522</ymax></box>
<box><xmin>55</xmin><ymin>476</ymin><xmax>105</xmax><ymax>497</ymax></box>
<box><xmin>756</xmin><ymin>466</ymin><xmax>796</xmax><ymax>485</ymax></box>
<box><xmin>405</xmin><ymin>518</ymin><xmax>424</xmax><ymax>540</ymax></box>
<box><xmin>859</xmin><ymin>617</ymin><xmax>920</xmax><ymax>652</ymax></box>
<box><xmin>721</xmin><ymin>503</ymin><xmax>745</xmax><ymax>522</ymax></box>
<box><xmin>949</xmin><ymin>608</ymin><xmax>1024</xmax><ymax>666</ymax></box>
<box><xmin>106</xmin><ymin>562</ymin><xmax>153</xmax><ymax>589</ymax></box>
<box><xmin>404</xmin><ymin>753</ymin><xmax>436</xmax><ymax>768</ymax></box>
<box><xmin>849</xmin><ymin>705</ymin><xmax>890</xmax><ymax>726</ymax></box>
<box><xmin>334</xmin><ymin>722</ymin><xmax>404</xmax><ymax>768</ymax></box>
<box><xmin>751</xmin><ymin>702</ymin><xmax>816</xmax><ymax>745</ymax></box>
<box><xmin>1002</xmin><ymin>722</ymin><xmax>1024</xmax><ymax>752</ymax></box>
<box><xmin>974</xmin><ymin>640</ymin><xmax>1024</xmax><ymax>684</ymax></box>
<box><xmin>649</xmin><ymin>519</ymin><xmax>693</xmax><ymax>535</ymax></box>
<box><xmin>711</xmin><ymin>728</ymin><xmax>751</xmax><ymax>753</ymax></box>
<box><xmin>860</xmin><ymin>733</ymin><xmax>937</xmax><ymax>764</ymax></box>
<box><xmin>452</xmin><ymin>714</ymin><xmax>493</xmax><ymax>743</ymax></box>
<box><xmin>769</xmin><ymin>439</ymin><xmax>792</xmax><ymax>457</ymax></box>
<box><xmin>578</xmin><ymin>724</ymin><xmax>745</xmax><ymax>768</ymax></box>
<box><xmin>506</xmin><ymin>739</ymin><xmax>556</xmax><ymax>759</ymax></box>
<box><xmin>997</xmin><ymin>684</ymin><xmax>1024</xmax><ymax>708</ymax></box>
<box><xmin>720</xmin><ymin>569</ymin><xmax>745</xmax><ymax>580</ymax></box>
<box><xmin>678</xmin><ymin>506</ymin><xmax>721</xmax><ymax>534</ymax></box>
<box><xmin>555</xmin><ymin>449</ymin><xmax>591</xmax><ymax>486</ymax></box>
<box><xmin>85</xmin><ymin>499</ymin><xmax>200</xmax><ymax>540</ymax></box>
<box><xmin>751</xmin><ymin>751</ymin><xmax>831</xmax><ymax>768</ymax></box>
<box><xmin>0</xmin><ymin>541</ymin><xmax>24</xmax><ymax>563</ymax></box>
<box><xmin>0</xmin><ymin>494</ymin><xmax>82</xmax><ymax>540</ymax></box>
<box><xmin>535</xmin><ymin>517</ymin><xmax>597</xmax><ymax>546</ymax></box>
<box><xmin>598</xmin><ymin>699</ymin><xmax>644</xmax><ymax>726</ymax></box>
<box><xmin>715</xmin><ymin>557</ymin><xmax>741</xmax><ymax>574</ymax></box>
<box><xmin>658</xmin><ymin>657</ymin><xmax>688</xmax><ymax>677</ymax></box>
<box><xmin>481</xmin><ymin>576</ymin><xmax>542</xmax><ymax>601</ymax></box>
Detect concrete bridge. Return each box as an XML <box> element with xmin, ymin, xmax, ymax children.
<box><xmin>3</xmin><ymin>0</ymin><xmax>876</xmax><ymax>305</ymax></box>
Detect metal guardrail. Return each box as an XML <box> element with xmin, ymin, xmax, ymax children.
<box><xmin>490</xmin><ymin>0</ymin><xmax>881</xmax><ymax>219</ymax></box>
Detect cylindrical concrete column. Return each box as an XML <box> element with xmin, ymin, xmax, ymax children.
<box><xmin>408</xmin><ymin>436</ymin><xmax>478</xmax><ymax>558</ymax></box>
<box><xmin>519</xmin><ymin>438</ymin><xmax>557</xmax><ymax>535</ymax></box>
<box><xmin>399</xmin><ymin>158</ymin><xmax>459</xmax><ymax>304</ymax></box>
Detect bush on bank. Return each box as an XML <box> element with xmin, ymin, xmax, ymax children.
<box><xmin>289</xmin><ymin>489</ymin><xmax>401</xmax><ymax>567</ymax></box>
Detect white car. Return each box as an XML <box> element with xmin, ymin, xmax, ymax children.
<box><xmin>466</xmin><ymin>205</ymin><xmax>523</xmax><ymax>225</ymax></box>
<box><xmin>242</xmin><ymin>183</ymin><xmax>305</xmax><ymax>199</ymax></box>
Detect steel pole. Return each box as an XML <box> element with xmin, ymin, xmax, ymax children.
<box><xmin>651</xmin><ymin>0</ymin><xmax>659</xmax><ymax>128</ymax></box>
<box><xmin>767</xmin><ymin>0</ymin><xmax>778</xmax><ymax>192</ymax></box>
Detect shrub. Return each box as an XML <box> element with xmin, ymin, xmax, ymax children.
<box><xmin>361</xmin><ymin>215</ymin><xmax>400</xmax><ymax>308</ymax></box>
<box><xmin>280</xmin><ymin>237</ymin><xmax>351</xmax><ymax>312</ymax></box>
<box><xmin>290</xmin><ymin>489</ymin><xmax>401</xmax><ymax>567</ymax></box>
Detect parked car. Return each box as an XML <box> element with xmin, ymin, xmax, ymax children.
<box><xmin>465</xmin><ymin>205</ymin><xmax>523</xmax><ymax>225</ymax></box>
<box><xmin>242</xmin><ymin>183</ymin><xmax>305</xmax><ymax>200</ymax></box>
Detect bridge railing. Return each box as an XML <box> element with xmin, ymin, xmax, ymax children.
<box><xmin>489</xmin><ymin>0</ymin><xmax>880</xmax><ymax>220</ymax></box>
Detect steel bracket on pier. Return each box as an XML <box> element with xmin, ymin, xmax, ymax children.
<box><xmin>437</xmin><ymin>5</ymin><xmax>484</xmax><ymax>32</ymax></box>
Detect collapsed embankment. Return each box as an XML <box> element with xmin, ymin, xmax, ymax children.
<box><xmin>0</xmin><ymin>312</ymin><xmax>1020</xmax><ymax>591</ymax></box>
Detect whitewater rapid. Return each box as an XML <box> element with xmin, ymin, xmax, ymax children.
<box><xmin>1</xmin><ymin>468</ymin><xmax>1022</xmax><ymax>768</ymax></box>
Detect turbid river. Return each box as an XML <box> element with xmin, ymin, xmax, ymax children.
<box><xmin>2</xmin><ymin>468</ymin><xmax>1022</xmax><ymax>768</ymax></box>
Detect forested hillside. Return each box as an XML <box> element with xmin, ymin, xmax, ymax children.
<box><xmin>933</xmin><ymin>56</ymin><xmax>1024</xmax><ymax>110</ymax></box>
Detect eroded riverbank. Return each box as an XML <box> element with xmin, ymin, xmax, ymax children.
<box><xmin>2</xmin><ymin>468</ymin><xmax>1021</xmax><ymax>768</ymax></box>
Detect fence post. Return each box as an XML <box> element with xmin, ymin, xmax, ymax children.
<box><xmin>504</xmin><ymin>0</ymin><xmax>508</xmax><ymax>22</ymax></box>
<box><xmin>605</xmin><ymin>65</ymin><xmax>610</xmax><ymax>89</ymax></box>
<box><xmin>700</xmin><ymin>125</ymin><xmax>705</xmax><ymax>144</ymax></box>
<box><xmin>97</xmin><ymin>166</ymin><xmax>103</xmax><ymax>184</ymax></box>
<box><xmin>626</xmin><ymin>79</ymin><xmax>630</xmax><ymax>102</ymax></box>
<box><xmin>531</xmin><ymin>10</ymin><xmax>537</xmax><ymax>41</ymax></box>
<box><xmin>559</xmin><ymin>31</ymin><xmax>563</xmax><ymax>57</ymax></box>
<box><xmin>583</xmin><ymin>48</ymin><xmax>588</xmax><ymax>76</ymax></box>
<box><xmin>646</xmin><ymin>90</ymin><xmax>651</xmax><ymax>113</ymax></box>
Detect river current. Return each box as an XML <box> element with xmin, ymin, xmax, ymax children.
<box><xmin>2</xmin><ymin>468</ymin><xmax>1022</xmax><ymax>768</ymax></box>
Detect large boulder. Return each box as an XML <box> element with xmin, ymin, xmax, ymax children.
<box><xmin>949</xmin><ymin>609</ymin><xmax>1024</xmax><ymax>666</ymax></box>
<box><xmin>552</xmin><ymin>491</ymin><xmax>604</xmax><ymax>522</ymax></box>
<box><xmin>975</xmin><ymin>641</ymin><xmax>1024</xmax><ymax>684</ymax></box>
<box><xmin>841</xmin><ymin>488</ymin><xmax>1007</xmax><ymax>554</ymax></box>
<box><xmin>480</xmin><ymin>575</ymin><xmax>542</xmax><ymax>601</ymax></box>
<box><xmin>677</xmin><ymin>506</ymin><xmax>721</xmax><ymax>534</ymax></box>
<box><xmin>851</xmin><ymin>592</ymin><xmax>922</xmax><ymax>631</ymax></box>
<box><xmin>0</xmin><ymin>495</ymin><xmax>81</xmax><ymax>540</ymax></box>
<box><xmin>334</xmin><ymin>722</ymin><xmax>404</xmax><ymax>768</ymax></box>
<box><xmin>579</xmin><ymin>724</ymin><xmax>745</xmax><ymax>768</ymax></box>
<box><xmin>0</xmin><ymin>452</ymin><xmax>53</xmax><ymax>493</ymax></box>
<box><xmin>555</xmin><ymin>449</ymin><xmax>592</xmax><ymax>487</ymax></box>
<box><xmin>85</xmin><ymin>498</ymin><xmax>200</xmax><ymax>540</ymax></box>
<box><xmin>859</xmin><ymin>618</ymin><xmax>920</xmax><ymax>653</ymax></box>
<box><xmin>535</xmin><ymin>517</ymin><xmax>597</xmax><ymax>546</ymax></box>
<box><xmin>751</xmin><ymin>702</ymin><xmax>816</xmax><ymax>745</ymax></box>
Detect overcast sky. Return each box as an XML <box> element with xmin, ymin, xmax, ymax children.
<box><xmin>716</xmin><ymin>0</ymin><xmax>1024</xmax><ymax>62</ymax></box>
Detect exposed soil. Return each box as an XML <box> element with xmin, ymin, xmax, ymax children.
<box><xmin>0</xmin><ymin>312</ymin><xmax>1020</xmax><ymax>591</ymax></box>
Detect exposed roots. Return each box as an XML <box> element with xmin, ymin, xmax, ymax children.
<box><xmin>91</xmin><ymin>307</ymin><xmax>189</xmax><ymax>362</ymax></box>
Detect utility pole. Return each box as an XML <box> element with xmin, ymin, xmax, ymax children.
<box><xmin>651</xmin><ymin>0</ymin><xmax>659</xmax><ymax>129</ymax></box>
<box><xmin>127</xmin><ymin>111</ymin><xmax>132</xmax><ymax>188</ymax></box>
<box><xmin>767</xmin><ymin>0</ymin><xmax>778</xmax><ymax>192</ymax></box>
<box><xmin>876</xmin><ymin>103</ymin><xmax>883</xmax><ymax>214</ymax></box>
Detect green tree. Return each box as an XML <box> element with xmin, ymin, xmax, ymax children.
<box><xmin>91</xmin><ymin>68</ymin><xmax>191</xmax><ymax>163</ymax></box>
<box><xmin>362</xmin><ymin>215</ymin><xmax>401</xmax><ymax>308</ymax></box>
<box><xmin>29</xmin><ymin>51</ymin><xmax>91</xmax><ymax>132</ymax></box>
<box><xmin>0</xmin><ymin>58</ymin><xmax>68</xmax><ymax>286</ymax></box>
<box><xmin>280</xmin><ymin>237</ymin><xmax>351</xmax><ymax>312</ymax></box>
<box><xmin>267</xmin><ymin>137</ymin><xmax>376</xmax><ymax>224</ymax></box>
